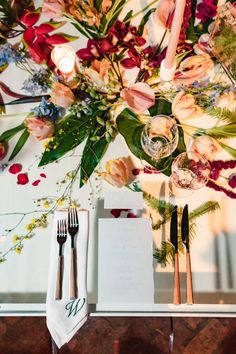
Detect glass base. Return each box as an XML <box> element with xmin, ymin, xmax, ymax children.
<box><xmin>168</xmin><ymin>178</ymin><xmax>194</xmax><ymax>198</ymax></box>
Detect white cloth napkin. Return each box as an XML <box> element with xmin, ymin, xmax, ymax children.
<box><xmin>46</xmin><ymin>209</ymin><xmax>89</xmax><ymax>348</ymax></box>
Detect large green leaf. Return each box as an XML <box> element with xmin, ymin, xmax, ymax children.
<box><xmin>80</xmin><ymin>126</ymin><xmax>109</xmax><ymax>187</ymax></box>
<box><xmin>116</xmin><ymin>108</ymin><xmax>186</xmax><ymax>176</ymax></box>
<box><xmin>39</xmin><ymin>114</ymin><xmax>92</xmax><ymax>166</ymax></box>
<box><xmin>0</xmin><ymin>123</ymin><xmax>25</xmax><ymax>142</ymax></box>
<box><xmin>9</xmin><ymin>129</ymin><xmax>29</xmax><ymax>161</ymax></box>
<box><xmin>149</xmin><ymin>99</ymin><xmax>172</xmax><ymax>116</ymax></box>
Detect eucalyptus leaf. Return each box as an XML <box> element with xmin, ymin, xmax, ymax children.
<box><xmin>9</xmin><ymin>129</ymin><xmax>29</xmax><ymax>161</ymax></box>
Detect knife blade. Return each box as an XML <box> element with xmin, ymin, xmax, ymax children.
<box><xmin>181</xmin><ymin>204</ymin><xmax>189</xmax><ymax>251</ymax></box>
<box><xmin>181</xmin><ymin>204</ymin><xmax>194</xmax><ymax>305</ymax></box>
<box><xmin>170</xmin><ymin>205</ymin><xmax>178</xmax><ymax>252</ymax></box>
<box><xmin>170</xmin><ymin>205</ymin><xmax>181</xmax><ymax>305</ymax></box>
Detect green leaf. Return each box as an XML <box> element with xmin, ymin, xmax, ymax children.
<box><xmin>122</xmin><ymin>10</ymin><xmax>133</xmax><ymax>25</ymax></box>
<box><xmin>205</xmin><ymin>123</ymin><xmax>236</xmax><ymax>139</ymax></box>
<box><xmin>149</xmin><ymin>99</ymin><xmax>172</xmax><ymax>116</ymax></box>
<box><xmin>0</xmin><ymin>123</ymin><xmax>25</xmax><ymax>142</ymax></box>
<box><xmin>137</xmin><ymin>8</ymin><xmax>155</xmax><ymax>36</ymax></box>
<box><xmin>102</xmin><ymin>0</ymin><xmax>126</xmax><ymax>35</ymax></box>
<box><xmin>217</xmin><ymin>140</ymin><xmax>236</xmax><ymax>159</ymax></box>
<box><xmin>9</xmin><ymin>129</ymin><xmax>29</xmax><ymax>161</ymax></box>
<box><xmin>39</xmin><ymin>114</ymin><xmax>91</xmax><ymax>166</ymax></box>
<box><xmin>207</xmin><ymin>108</ymin><xmax>236</xmax><ymax>124</ymax></box>
<box><xmin>94</xmin><ymin>0</ymin><xmax>103</xmax><ymax>10</ymax></box>
<box><xmin>80</xmin><ymin>126</ymin><xmax>109</xmax><ymax>187</ymax></box>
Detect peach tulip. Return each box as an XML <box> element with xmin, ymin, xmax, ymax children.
<box><xmin>120</xmin><ymin>83</ymin><xmax>155</xmax><ymax>113</ymax></box>
<box><xmin>99</xmin><ymin>159</ymin><xmax>130</xmax><ymax>188</ymax></box>
<box><xmin>154</xmin><ymin>0</ymin><xmax>175</xmax><ymax>29</ymax></box>
<box><xmin>50</xmin><ymin>82</ymin><xmax>75</xmax><ymax>108</ymax></box>
<box><xmin>172</xmin><ymin>91</ymin><xmax>202</xmax><ymax>120</ymax></box>
<box><xmin>215</xmin><ymin>91</ymin><xmax>236</xmax><ymax>112</ymax></box>
<box><xmin>191</xmin><ymin>135</ymin><xmax>219</xmax><ymax>160</ymax></box>
<box><xmin>25</xmin><ymin>116</ymin><xmax>54</xmax><ymax>141</ymax></box>
<box><xmin>42</xmin><ymin>0</ymin><xmax>65</xmax><ymax>19</ymax></box>
<box><xmin>174</xmin><ymin>54</ymin><xmax>214</xmax><ymax>86</ymax></box>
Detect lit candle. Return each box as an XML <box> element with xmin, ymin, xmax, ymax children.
<box><xmin>160</xmin><ymin>0</ymin><xmax>186</xmax><ymax>81</ymax></box>
<box><xmin>51</xmin><ymin>44</ymin><xmax>76</xmax><ymax>75</ymax></box>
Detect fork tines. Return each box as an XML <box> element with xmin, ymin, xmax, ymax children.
<box><xmin>55</xmin><ymin>219</ymin><xmax>67</xmax><ymax>300</ymax></box>
<box><xmin>68</xmin><ymin>208</ymin><xmax>79</xmax><ymax>299</ymax></box>
<box><xmin>68</xmin><ymin>208</ymin><xmax>79</xmax><ymax>248</ymax></box>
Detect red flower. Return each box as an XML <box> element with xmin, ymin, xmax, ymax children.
<box><xmin>228</xmin><ymin>174</ymin><xmax>236</xmax><ymax>189</ymax></box>
<box><xmin>17</xmin><ymin>173</ymin><xmax>29</xmax><ymax>185</ymax></box>
<box><xmin>0</xmin><ymin>142</ymin><xmax>8</xmax><ymax>161</ymax></box>
<box><xmin>9</xmin><ymin>163</ymin><xmax>22</xmax><ymax>174</ymax></box>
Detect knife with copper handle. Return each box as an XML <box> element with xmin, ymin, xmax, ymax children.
<box><xmin>170</xmin><ymin>205</ymin><xmax>181</xmax><ymax>305</ymax></box>
<box><xmin>181</xmin><ymin>204</ymin><xmax>194</xmax><ymax>305</ymax></box>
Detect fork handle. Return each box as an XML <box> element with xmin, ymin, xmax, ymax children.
<box><xmin>186</xmin><ymin>251</ymin><xmax>194</xmax><ymax>305</ymax></box>
<box><xmin>70</xmin><ymin>248</ymin><xmax>77</xmax><ymax>299</ymax></box>
<box><xmin>174</xmin><ymin>252</ymin><xmax>181</xmax><ymax>305</ymax></box>
<box><xmin>55</xmin><ymin>255</ymin><xmax>63</xmax><ymax>300</ymax></box>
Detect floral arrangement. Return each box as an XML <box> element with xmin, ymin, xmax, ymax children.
<box><xmin>0</xmin><ymin>0</ymin><xmax>236</xmax><ymax>263</ymax></box>
<box><xmin>0</xmin><ymin>0</ymin><xmax>236</xmax><ymax>195</ymax></box>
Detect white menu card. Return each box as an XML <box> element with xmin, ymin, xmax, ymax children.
<box><xmin>98</xmin><ymin>218</ymin><xmax>154</xmax><ymax>307</ymax></box>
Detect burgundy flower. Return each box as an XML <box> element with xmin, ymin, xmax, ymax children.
<box><xmin>9</xmin><ymin>163</ymin><xmax>22</xmax><ymax>174</ymax></box>
<box><xmin>0</xmin><ymin>142</ymin><xmax>8</xmax><ymax>161</ymax></box>
<box><xmin>127</xmin><ymin>212</ymin><xmax>137</xmax><ymax>218</ymax></box>
<box><xmin>17</xmin><ymin>173</ymin><xmax>29</xmax><ymax>185</ymax></box>
<box><xmin>228</xmin><ymin>174</ymin><xmax>236</xmax><ymax>189</ymax></box>
<box><xmin>196</xmin><ymin>1</ymin><xmax>217</xmax><ymax>23</ymax></box>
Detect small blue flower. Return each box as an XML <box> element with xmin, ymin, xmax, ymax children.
<box><xmin>31</xmin><ymin>97</ymin><xmax>63</xmax><ymax>122</ymax></box>
<box><xmin>22</xmin><ymin>68</ymin><xmax>51</xmax><ymax>96</ymax></box>
<box><xmin>0</xmin><ymin>43</ymin><xmax>22</xmax><ymax>66</ymax></box>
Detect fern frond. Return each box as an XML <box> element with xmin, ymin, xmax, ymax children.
<box><xmin>207</xmin><ymin>108</ymin><xmax>236</xmax><ymax>124</ymax></box>
<box><xmin>153</xmin><ymin>241</ymin><xmax>174</xmax><ymax>266</ymax></box>
<box><xmin>205</xmin><ymin>123</ymin><xmax>236</xmax><ymax>139</ymax></box>
<box><xmin>189</xmin><ymin>201</ymin><xmax>220</xmax><ymax>221</ymax></box>
<box><xmin>143</xmin><ymin>192</ymin><xmax>174</xmax><ymax>215</ymax></box>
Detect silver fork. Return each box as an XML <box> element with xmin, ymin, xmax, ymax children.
<box><xmin>68</xmin><ymin>208</ymin><xmax>79</xmax><ymax>299</ymax></box>
<box><xmin>55</xmin><ymin>219</ymin><xmax>67</xmax><ymax>300</ymax></box>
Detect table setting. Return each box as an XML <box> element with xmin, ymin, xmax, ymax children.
<box><xmin>0</xmin><ymin>0</ymin><xmax>236</xmax><ymax>349</ymax></box>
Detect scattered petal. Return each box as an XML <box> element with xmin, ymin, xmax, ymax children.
<box><xmin>110</xmin><ymin>209</ymin><xmax>121</xmax><ymax>218</ymax></box>
<box><xmin>32</xmin><ymin>179</ymin><xmax>41</xmax><ymax>186</ymax></box>
<box><xmin>40</xmin><ymin>173</ymin><xmax>46</xmax><ymax>178</ymax></box>
<box><xmin>17</xmin><ymin>173</ymin><xmax>29</xmax><ymax>185</ymax></box>
<box><xmin>9</xmin><ymin>163</ymin><xmax>22</xmax><ymax>174</ymax></box>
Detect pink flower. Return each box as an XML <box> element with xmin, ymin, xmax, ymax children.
<box><xmin>99</xmin><ymin>159</ymin><xmax>130</xmax><ymax>188</ymax></box>
<box><xmin>154</xmin><ymin>0</ymin><xmax>175</xmax><ymax>29</ymax></box>
<box><xmin>50</xmin><ymin>82</ymin><xmax>75</xmax><ymax>108</ymax></box>
<box><xmin>25</xmin><ymin>116</ymin><xmax>54</xmax><ymax>141</ymax></box>
<box><xmin>120</xmin><ymin>83</ymin><xmax>155</xmax><ymax>113</ymax></box>
<box><xmin>9</xmin><ymin>163</ymin><xmax>22</xmax><ymax>174</ymax></box>
<box><xmin>191</xmin><ymin>135</ymin><xmax>219</xmax><ymax>160</ymax></box>
<box><xmin>42</xmin><ymin>0</ymin><xmax>65</xmax><ymax>19</ymax></box>
<box><xmin>0</xmin><ymin>142</ymin><xmax>8</xmax><ymax>161</ymax></box>
<box><xmin>85</xmin><ymin>59</ymin><xmax>111</xmax><ymax>92</ymax></box>
<box><xmin>174</xmin><ymin>54</ymin><xmax>214</xmax><ymax>86</ymax></box>
<box><xmin>172</xmin><ymin>91</ymin><xmax>202</xmax><ymax>120</ymax></box>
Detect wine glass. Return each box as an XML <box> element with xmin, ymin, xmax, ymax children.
<box><xmin>141</xmin><ymin>115</ymin><xmax>179</xmax><ymax>171</ymax></box>
<box><xmin>170</xmin><ymin>151</ymin><xmax>211</xmax><ymax>197</ymax></box>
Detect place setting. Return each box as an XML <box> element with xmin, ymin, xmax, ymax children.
<box><xmin>0</xmin><ymin>0</ymin><xmax>236</xmax><ymax>351</ymax></box>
